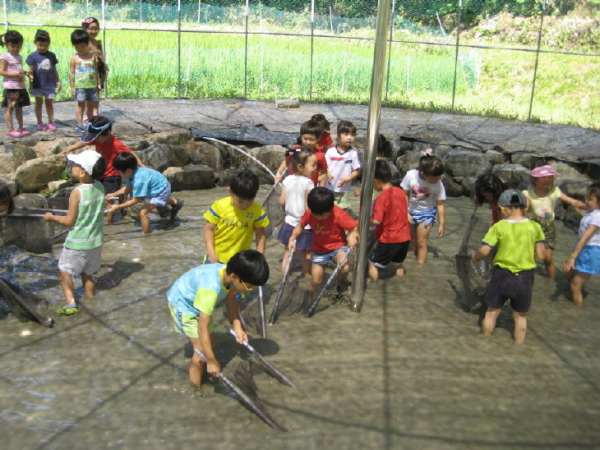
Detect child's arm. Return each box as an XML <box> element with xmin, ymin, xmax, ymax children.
<box><xmin>59</xmin><ymin>140</ymin><xmax>87</xmax><ymax>156</ymax></box>
<box><xmin>43</xmin><ymin>189</ymin><xmax>80</xmax><ymax>227</ymax></box>
<box><xmin>27</xmin><ymin>64</ymin><xmax>34</xmax><ymax>93</ymax></box>
<box><xmin>0</xmin><ymin>59</ymin><xmax>24</xmax><ymax>80</ymax></box>
<box><xmin>224</xmin><ymin>290</ymin><xmax>247</xmax><ymax>345</ymax></box>
<box><xmin>562</xmin><ymin>225</ymin><xmax>599</xmax><ymax>273</ymax></box>
<box><xmin>105</xmin><ymin>185</ymin><xmax>130</xmax><ymax>199</ymax></box>
<box><xmin>108</xmin><ymin>189</ymin><xmax>137</xmax><ymax>212</ymax></box>
<box><xmin>287</xmin><ymin>223</ymin><xmax>303</xmax><ymax>251</ymax></box>
<box><xmin>53</xmin><ymin>63</ymin><xmax>62</xmax><ymax>92</ymax></box>
<box><xmin>471</xmin><ymin>244</ymin><xmax>492</xmax><ymax>262</ymax></box>
<box><xmin>278</xmin><ymin>185</ymin><xmax>286</xmax><ymax>210</ymax></box>
<box><xmin>275</xmin><ymin>160</ymin><xmax>287</xmax><ymax>182</ymax></box>
<box><xmin>347</xmin><ymin>227</ymin><xmax>359</xmax><ymax>249</ymax></box>
<box><xmin>204</xmin><ymin>222</ymin><xmax>219</xmax><ymax>263</ymax></box>
<box><xmin>337</xmin><ymin>169</ymin><xmax>360</xmax><ymax>189</ymax></box>
<box><xmin>535</xmin><ymin>242</ymin><xmax>546</xmax><ymax>262</ymax></box>
<box><xmin>436</xmin><ymin>200</ymin><xmax>446</xmax><ymax>237</ymax></box>
<box><xmin>197</xmin><ymin>312</ymin><xmax>220</xmax><ymax>377</ymax></box>
<box><xmin>559</xmin><ymin>192</ymin><xmax>586</xmax><ymax>211</ymax></box>
<box><xmin>254</xmin><ymin>227</ymin><xmax>266</xmax><ymax>254</ymax></box>
<box><xmin>93</xmin><ymin>53</ymin><xmax>101</xmax><ymax>92</ymax></box>
<box><xmin>69</xmin><ymin>55</ymin><xmax>77</xmax><ymax>97</ymax></box>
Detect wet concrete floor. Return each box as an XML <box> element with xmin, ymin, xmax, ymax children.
<box><xmin>1</xmin><ymin>187</ymin><xmax>599</xmax><ymax>450</ymax></box>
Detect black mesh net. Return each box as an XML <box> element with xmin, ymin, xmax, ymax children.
<box><xmin>261</xmin><ymin>184</ymin><xmax>284</xmax><ymax>239</ymax></box>
<box><xmin>0</xmin><ymin>278</ymin><xmax>54</xmax><ymax>327</ymax></box>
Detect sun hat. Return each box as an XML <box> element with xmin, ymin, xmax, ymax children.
<box><xmin>497</xmin><ymin>189</ymin><xmax>527</xmax><ymax>207</ymax></box>
<box><xmin>80</xmin><ymin>120</ymin><xmax>111</xmax><ymax>144</ymax></box>
<box><xmin>67</xmin><ymin>150</ymin><xmax>102</xmax><ymax>176</ymax></box>
<box><xmin>531</xmin><ymin>165</ymin><xmax>560</xmax><ymax>178</ymax></box>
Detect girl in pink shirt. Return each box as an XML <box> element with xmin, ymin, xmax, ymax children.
<box><xmin>0</xmin><ymin>31</ymin><xmax>31</xmax><ymax>138</ymax></box>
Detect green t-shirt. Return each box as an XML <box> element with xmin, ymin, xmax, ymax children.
<box><xmin>482</xmin><ymin>219</ymin><xmax>545</xmax><ymax>273</ymax></box>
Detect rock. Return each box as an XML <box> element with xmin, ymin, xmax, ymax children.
<box><xmin>584</xmin><ymin>160</ymin><xmax>600</xmax><ymax>181</ymax></box>
<box><xmin>217</xmin><ymin>164</ymin><xmax>272</xmax><ymax>187</ymax></box>
<box><xmin>492</xmin><ymin>164</ymin><xmax>531</xmax><ymax>190</ymax></box>
<box><xmin>47</xmin><ymin>180</ymin><xmax>71</xmax><ymax>192</ymax></box>
<box><xmin>511</xmin><ymin>152</ymin><xmax>543</xmax><ymax>169</ymax></box>
<box><xmin>152</xmin><ymin>131</ymin><xmax>193</xmax><ymax>146</ymax></box>
<box><xmin>444</xmin><ymin>149</ymin><xmax>492</xmax><ymax>178</ymax></box>
<box><xmin>186</xmin><ymin>141</ymin><xmax>227</xmax><ymax>172</ymax></box>
<box><xmin>163</xmin><ymin>165</ymin><xmax>215</xmax><ymax>191</ymax></box>
<box><xmin>121</xmin><ymin>139</ymin><xmax>150</xmax><ymax>151</ymax></box>
<box><xmin>0</xmin><ymin>176</ymin><xmax>18</xmax><ymax>196</ymax></box>
<box><xmin>389</xmin><ymin>163</ymin><xmax>401</xmax><ymax>186</ymax></box>
<box><xmin>461</xmin><ymin>176</ymin><xmax>479</xmax><ymax>197</ymax></box>
<box><xmin>395</xmin><ymin>151</ymin><xmax>421</xmax><ymax>177</ymax></box>
<box><xmin>0</xmin><ymin>145</ymin><xmax>37</xmax><ymax>174</ymax></box>
<box><xmin>556</xmin><ymin>177</ymin><xmax>591</xmax><ymax>199</ymax></box>
<box><xmin>48</xmin><ymin>137</ymin><xmax>79</xmax><ymax>155</ymax></box>
<box><xmin>255</xmin><ymin>145</ymin><xmax>286</xmax><ymax>174</ymax></box>
<box><xmin>14</xmin><ymin>156</ymin><xmax>65</xmax><ymax>193</ymax></box>
<box><xmin>552</xmin><ymin>162</ymin><xmax>586</xmax><ymax>179</ymax></box>
<box><xmin>112</xmin><ymin>120</ymin><xmax>151</xmax><ymax>136</ymax></box>
<box><xmin>13</xmin><ymin>193</ymin><xmax>48</xmax><ymax>209</ymax></box>
<box><xmin>145</xmin><ymin>144</ymin><xmax>190</xmax><ymax>172</ymax></box>
<box><xmin>442</xmin><ymin>173</ymin><xmax>463</xmax><ymax>197</ymax></box>
<box><xmin>484</xmin><ymin>150</ymin><xmax>506</xmax><ymax>165</ymax></box>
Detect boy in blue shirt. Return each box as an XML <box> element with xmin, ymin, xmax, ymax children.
<box><xmin>167</xmin><ymin>250</ymin><xmax>270</xmax><ymax>387</ymax></box>
<box><xmin>107</xmin><ymin>152</ymin><xmax>183</xmax><ymax>234</ymax></box>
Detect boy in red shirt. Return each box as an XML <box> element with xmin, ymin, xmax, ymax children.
<box><xmin>289</xmin><ymin>187</ymin><xmax>358</xmax><ymax>294</ymax></box>
<box><xmin>368</xmin><ymin>160</ymin><xmax>411</xmax><ymax>282</ymax></box>
<box><xmin>275</xmin><ymin>119</ymin><xmax>327</xmax><ymax>187</ymax></box>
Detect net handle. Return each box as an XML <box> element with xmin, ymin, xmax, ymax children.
<box><xmin>269</xmin><ymin>246</ymin><xmax>295</xmax><ymax>325</ymax></box>
<box><xmin>305</xmin><ymin>248</ymin><xmax>352</xmax><ymax>318</ymax></box>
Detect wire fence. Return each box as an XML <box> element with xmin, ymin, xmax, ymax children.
<box><xmin>2</xmin><ymin>0</ymin><xmax>599</xmax><ymax>129</ymax></box>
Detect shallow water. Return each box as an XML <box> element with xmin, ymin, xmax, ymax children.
<box><xmin>1</xmin><ymin>189</ymin><xmax>599</xmax><ymax>450</ymax></box>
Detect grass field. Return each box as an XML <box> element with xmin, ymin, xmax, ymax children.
<box><xmin>9</xmin><ymin>23</ymin><xmax>599</xmax><ymax>130</ymax></box>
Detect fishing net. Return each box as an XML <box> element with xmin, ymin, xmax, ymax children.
<box><xmin>0</xmin><ymin>277</ymin><xmax>54</xmax><ymax>327</ymax></box>
<box><xmin>454</xmin><ymin>208</ymin><xmax>494</xmax><ymax>311</ymax></box>
<box><xmin>261</xmin><ymin>183</ymin><xmax>284</xmax><ymax>239</ymax></box>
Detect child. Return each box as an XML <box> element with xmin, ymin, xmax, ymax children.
<box><xmin>275</xmin><ymin>119</ymin><xmax>327</xmax><ymax>187</ymax></box>
<box><xmin>473</xmin><ymin>173</ymin><xmax>505</xmax><ymax>224</ymax></box>
<box><xmin>167</xmin><ymin>249</ymin><xmax>269</xmax><ymax>387</ymax></box>
<box><xmin>312</xmin><ymin>113</ymin><xmax>333</xmax><ymax>150</ymax></box>
<box><xmin>60</xmin><ymin>116</ymin><xmax>145</xmax><ymax>222</ymax></box>
<box><xmin>43</xmin><ymin>150</ymin><xmax>107</xmax><ymax>316</ymax></box>
<box><xmin>277</xmin><ymin>147</ymin><xmax>317</xmax><ymax>277</ymax></box>
<box><xmin>289</xmin><ymin>187</ymin><xmax>359</xmax><ymax>294</ymax></box>
<box><xmin>69</xmin><ymin>29</ymin><xmax>100</xmax><ymax>132</ymax></box>
<box><xmin>0</xmin><ymin>184</ymin><xmax>15</xmax><ymax>214</ymax></box>
<box><xmin>0</xmin><ymin>31</ymin><xmax>31</xmax><ymax>138</ymax></box>
<box><xmin>26</xmin><ymin>29</ymin><xmax>61</xmax><ymax>131</ymax></box>
<box><xmin>325</xmin><ymin>120</ymin><xmax>361</xmax><ymax>210</ymax></box>
<box><xmin>107</xmin><ymin>152</ymin><xmax>183</xmax><ymax>234</ymax></box>
<box><xmin>472</xmin><ymin>189</ymin><xmax>545</xmax><ymax>343</ymax></box>
<box><xmin>562</xmin><ymin>183</ymin><xmax>600</xmax><ymax>306</ymax></box>
<box><xmin>368</xmin><ymin>160</ymin><xmax>411</xmax><ymax>283</ymax></box>
<box><xmin>400</xmin><ymin>150</ymin><xmax>446</xmax><ymax>264</ymax></box>
<box><xmin>204</xmin><ymin>170</ymin><xmax>269</xmax><ymax>264</ymax></box>
<box><xmin>354</xmin><ymin>133</ymin><xmax>392</xmax><ymax>198</ymax></box>
<box><xmin>81</xmin><ymin>16</ymin><xmax>107</xmax><ymax>115</ymax></box>
<box><xmin>522</xmin><ymin>164</ymin><xmax>586</xmax><ymax>280</ymax></box>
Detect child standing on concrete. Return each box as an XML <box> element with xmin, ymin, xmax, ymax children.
<box><xmin>69</xmin><ymin>29</ymin><xmax>100</xmax><ymax>132</ymax></box>
<box><xmin>44</xmin><ymin>150</ymin><xmax>106</xmax><ymax>316</ymax></box>
<box><xmin>472</xmin><ymin>189</ymin><xmax>545</xmax><ymax>343</ymax></box>
<box><xmin>325</xmin><ymin>120</ymin><xmax>361</xmax><ymax>210</ymax></box>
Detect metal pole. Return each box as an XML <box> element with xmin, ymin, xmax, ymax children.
<box><xmin>197</xmin><ymin>0</ymin><xmax>201</xmax><ymax>23</ymax></box>
<box><xmin>451</xmin><ymin>0</ymin><xmax>462</xmax><ymax>113</ymax></box>
<box><xmin>3</xmin><ymin>0</ymin><xmax>8</xmax><ymax>32</ymax></box>
<box><xmin>244</xmin><ymin>0</ymin><xmax>249</xmax><ymax>98</ymax></box>
<box><xmin>102</xmin><ymin>0</ymin><xmax>107</xmax><ymax>98</ymax></box>
<box><xmin>384</xmin><ymin>0</ymin><xmax>396</xmax><ymax>105</ymax></box>
<box><xmin>528</xmin><ymin>0</ymin><xmax>545</xmax><ymax>121</ymax></box>
<box><xmin>86</xmin><ymin>0</ymin><xmax>89</xmax><ymax>17</ymax></box>
<box><xmin>309</xmin><ymin>0</ymin><xmax>314</xmax><ymax>101</ymax></box>
<box><xmin>350</xmin><ymin>0</ymin><xmax>393</xmax><ymax>313</ymax></box>
<box><xmin>139</xmin><ymin>0</ymin><xmax>142</xmax><ymax>24</ymax></box>
<box><xmin>177</xmin><ymin>0</ymin><xmax>181</xmax><ymax>98</ymax></box>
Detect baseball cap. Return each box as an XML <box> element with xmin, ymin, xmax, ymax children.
<box><xmin>497</xmin><ymin>189</ymin><xmax>527</xmax><ymax>207</ymax></box>
<box><xmin>531</xmin><ymin>165</ymin><xmax>560</xmax><ymax>178</ymax></box>
<box><xmin>80</xmin><ymin>120</ymin><xmax>111</xmax><ymax>144</ymax></box>
<box><xmin>67</xmin><ymin>150</ymin><xmax>102</xmax><ymax>176</ymax></box>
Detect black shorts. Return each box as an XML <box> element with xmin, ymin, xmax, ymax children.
<box><xmin>485</xmin><ymin>267</ymin><xmax>534</xmax><ymax>313</ymax></box>
<box><xmin>369</xmin><ymin>240</ymin><xmax>410</xmax><ymax>268</ymax></box>
<box><xmin>2</xmin><ymin>88</ymin><xmax>31</xmax><ymax>108</ymax></box>
<box><xmin>100</xmin><ymin>176</ymin><xmax>122</xmax><ymax>196</ymax></box>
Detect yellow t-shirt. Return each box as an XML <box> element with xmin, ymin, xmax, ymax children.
<box><xmin>523</xmin><ymin>186</ymin><xmax>562</xmax><ymax>227</ymax></box>
<box><xmin>203</xmin><ymin>196</ymin><xmax>270</xmax><ymax>263</ymax></box>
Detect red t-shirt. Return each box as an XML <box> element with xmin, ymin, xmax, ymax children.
<box><xmin>317</xmin><ymin>132</ymin><xmax>333</xmax><ymax>152</ymax></box>
<box><xmin>286</xmin><ymin>146</ymin><xmax>327</xmax><ymax>186</ymax></box>
<box><xmin>301</xmin><ymin>205</ymin><xmax>357</xmax><ymax>253</ymax></box>
<box><xmin>373</xmin><ymin>187</ymin><xmax>411</xmax><ymax>243</ymax></box>
<box><xmin>90</xmin><ymin>136</ymin><xmax>132</xmax><ymax>178</ymax></box>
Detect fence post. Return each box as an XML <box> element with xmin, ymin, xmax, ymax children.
<box><xmin>451</xmin><ymin>0</ymin><xmax>462</xmax><ymax>113</ymax></box>
<box><xmin>139</xmin><ymin>0</ymin><xmax>142</xmax><ymax>24</ymax></box>
<box><xmin>178</xmin><ymin>0</ymin><xmax>182</xmax><ymax>99</ymax></box>
<box><xmin>384</xmin><ymin>0</ymin><xmax>396</xmax><ymax>105</ymax></box>
<box><xmin>197</xmin><ymin>0</ymin><xmax>201</xmax><ymax>23</ymax></box>
<box><xmin>528</xmin><ymin>0</ymin><xmax>545</xmax><ymax>121</ymax></box>
<box><xmin>309</xmin><ymin>0</ymin><xmax>314</xmax><ymax>101</ymax></box>
<box><xmin>102</xmin><ymin>0</ymin><xmax>107</xmax><ymax>98</ymax></box>
<box><xmin>244</xmin><ymin>0</ymin><xmax>249</xmax><ymax>98</ymax></box>
<box><xmin>3</xmin><ymin>0</ymin><xmax>8</xmax><ymax>32</ymax></box>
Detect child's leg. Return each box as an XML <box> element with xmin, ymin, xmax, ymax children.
<box><xmin>281</xmin><ymin>247</ymin><xmax>290</xmax><ymax>275</ymax></box>
<box><xmin>4</xmin><ymin>104</ymin><xmax>14</xmax><ymax>132</ymax></box>
<box><xmin>45</xmin><ymin>97</ymin><xmax>54</xmax><ymax>124</ymax></box>
<box><xmin>414</xmin><ymin>222</ymin><xmax>433</xmax><ymax>264</ymax></box>
<box><xmin>59</xmin><ymin>270</ymin><xmax>77</xmax><ymax>306</ymax></box>
<box><xmin>543</xmin><ymin>248</ymin><xmax>555</xmax><ymax>280</ymax></box>
<box><xmin>309</xmin><ymin>263</ymin><xmax>325</xmax><ymax>291</ymax></box>
<box><xmin>393</xmin><ymin>263</ymin><xmax>406</xmax><ymax>277</ymax></box>
<box><xmin>34</xmin><ymin>96</ymin><xmax>44</xmax><ymax>124</ymax></box>
<box><xmin>368</xmin><ymin>261</ymin><xmax>379</xmax><ymax>282</ymax></box>
<box><xmin>15</xmin><ymin>106</ymin><xmax>24</xmax><ymax>130</ymax></box>
<box><xmin>334</xmin><ymin>250</ymin><xmax>350</xmax><ymax>287</ymax></box>
<box><xmin>188</xmin><ymin>333</ymin><xmax>216</xmax><ymax>388</ymax></box>
<box><xmin>82</xmin><ymin>273</ymin><xmax>96</xmax><ymax>298</ymax></box>
<box><xmin>88</xmin><ymin>100</ymin><xmax>99</xmax><ymax>118</ymax></box>
<box><xmin>512</xmin><ymin>311</ymin><xmax>527</xmax><ymax>344</ymax></box>
<box><xmin>139</xmin><ymin>204</ymin><xmax>157</xmax><ymax>234</ymax></box>
<box><xmin>300</xmin><ymin>251</ymin><xmax>311</xmax><ymax>278</ymax></box>
<box><xmin>481</xmin><ymin>306</ymin><xmax>501</xmax><ymax>336</ymax></box>
<box><xmin>570</xmin><ymin>271</ymin><xmax>591</xmax><ymax>306</ymax></box>
<box><xmin>76</xmin><ymin>101</ymin><xmax>85</xmax><ymax>126</ymax></box>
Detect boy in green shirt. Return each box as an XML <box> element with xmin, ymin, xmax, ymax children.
<box><xmin>472</xmin><ymin>189</ymin><xmax>545</xmax><ymax>343</ymax></box>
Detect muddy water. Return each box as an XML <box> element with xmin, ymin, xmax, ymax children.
<box><xmin>1</xmin><ymin>188</ymin><xmax>599</xmax><ymax>450</ymax></box>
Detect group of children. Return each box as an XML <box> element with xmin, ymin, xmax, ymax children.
<box><xmin>0</xmin><ymin>17</ymin><xmax>106</xmax><ymax>137</ymax></box>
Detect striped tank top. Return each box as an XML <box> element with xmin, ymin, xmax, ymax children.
<box><xmin>64</xmin><ymin>182</ymin><xmax>105</xmax><ymax>250</ymax></box>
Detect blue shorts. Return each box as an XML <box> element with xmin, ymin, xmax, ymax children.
<box><xmin>277</xmin><ymin>222</ymin><xmax>312</xmax><ymax>251</ymax></box>
<box><xmin>575</xmin><ymin>245</ymin><xmax>600</xmax><ymax>276</ymax></box>
<box><xmin>31</xmin><ymin>88</ymin><xmax>56</xmax><ymax>98</ymax></box>
<box><xmin>485</xmin><ymin>267</ymin><xmax>534</xmax><ymax>313</ymax></box>
<box><xmin>75</xmin><ymin>88</ymin><xmax>99</xmax><ymax>102</ymax></box>
<box><xmin>312</xmin><ymin>246</ymin><xmax>349</xmax><ymax>266</ymax></box>
<box><xmin>144</xmin><ymin>184</ymin><xmax>171</xmax><ymax>207</ymax></box>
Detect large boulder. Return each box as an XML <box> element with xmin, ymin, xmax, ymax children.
<box><xmin>0</xmin><ymin>145</ymin><xmax>37</xmax><ymax>174</ymax></box>
<box><xmin>217</xmin><ymin>164</ymin><xmax>272</xmax><ymax>187</ymax></box>
<box><xmin>14</xmin><ymin>156</ymin><xmax>65</xmax><ymax>193</ymax></box>
<box><xmin>49</xmin><ymin>137</ymin><xmax>80</xmax><ymax>155</ymax></box>
<box><xmin>145</xmin><ymin>144</ymin><xmax>190</xmax><ymax>172</ymax></box>
<box><xmin>163</xmin><ymin>165</ymin><xmax>215</xmax><ymax>191</ymax></box>
<box><xmin>255</xmin><ymin>145</ymin><xmax>286</xmax><ymax>174</ymax></box>
<box><xmin>444</xmin><ymin>149</ymin><xmax>492</xmax><ymax>178</ymax></box>
<box><xmin>395</xmin><ymin>151</ymin><xmax>421</xmax><ymax>177</ymax></box>
<box><xmin>441</xmin><ymin>173</ymin><xmax>463</xmax><ymax>197</ymax></box>
<box><xmin>120</xmin><ymin>139</ymin><xmax>150</xmax><ymax>151</ymax></box>
<box><xmin>152</xmin><ymin>131</ymin><xmax>193</xmax><ymax>146</ymax></box>
<box><xmin>484</xmin><ymin>149</ymin><xmax>507</xmax><ymax>165</ymax></box>
<box><xmin>492</xmin><ymin>164</ymin><xmax>531</xmax><ymax>190</ymax></box>
<box><xmin>0</xmin><ymin>176</ymin><xmax>17</xmax><ymax>196</ymax></box>
<box><xmin>511</xmin><ymin>152</ymin><xmax>544</xmax><ymax>169</ymax></box>
<box><xmin>186</xmin><ymin>141</ymin><xmax>227</xmax><ymax>172</ymax></box>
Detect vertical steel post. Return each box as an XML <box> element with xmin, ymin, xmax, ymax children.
<box><xmin>102</xmin><ymin>0</ymin><xmax>107</xmax><ymax>98</ymax></box>
<box><xmin>198</xmin><ymin>0</ymin><xmax>201</xmax><ymax>23</ymax></box>
<box><xmin>451</xmin><ymin>0</ymin><xmax>462</xmax><ymax>113</ymax></box>
<box><xmin>178</xmin><ymin>0</ymin><xmax>182</xmax><ymax>98</ymax></box>
<box><xmin>528</xmin><ymin>0</ymin><xmax>545</xmax><ymax>121</ymax></box>
<box><xmin>384</xmin><ymin>0</ymin><xmax>396</xmax><ymax>105</ymax></box>
<box><xmin>3</xmin><ymin>0</ymin><xmax>8</xmax><ymax>32</ymax></box>
<box><xmin>350</xmin><ymin>0</ymin><xmax>393</xmax><ymax>313</ymax></box>
<box><xmin>139</xmin><ymin>0</ymin><xmax>142</xmax><ymax>24</ymax></box>
<box><xmin>244</xmin><ymin>0</ymin><xmax>249</xmax><ymax>98</ymax></box>
<box><xmin>309</xmin><ymin>0</ymin><xmax>314</xmax><ymax>101</ymax></box>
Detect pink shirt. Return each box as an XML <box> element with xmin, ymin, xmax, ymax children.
<box><xmin>0</xmin><ymin>52</ymin><xmax>25</xmax><ymax>89</ymax></box>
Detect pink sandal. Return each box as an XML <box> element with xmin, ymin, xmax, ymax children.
<box><xmin>7</xmin><ymin>130</ymin><xmax>22</xmax><ymax>138</ymax></box>
<box><xmin>19</xmin><ymin>128</ymin><xmax>31</xmax><ymax>136</ymax></box>
<box><xmin>46</xmin><ymin>124</ymin><xmax>57</xmax><ymax>131</ymax></box>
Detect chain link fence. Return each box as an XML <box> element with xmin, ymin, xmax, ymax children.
<box><xmin>3</xmin><ymin>0</ymin><xmax>599</xmax><ymax>128</ymax></box>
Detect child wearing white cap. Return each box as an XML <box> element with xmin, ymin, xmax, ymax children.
<box><xmin>522</xmin><ymin>163</ymin><xmax>586</xmax><ymax>280</ymax></box>
<box><xmin>44</xmin><ymin>150</ymin><xmax>106</xmax><ymax>316</ymax></box>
